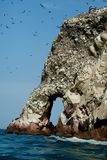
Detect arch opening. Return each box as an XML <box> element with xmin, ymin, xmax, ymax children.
<box><xmin>49</xmin><ymin>97</ymin><xmax>64</xmax><ymax>126</ymax></box>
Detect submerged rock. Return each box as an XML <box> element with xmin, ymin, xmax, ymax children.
<box><xmin>7</xmin><ymin>7</ymin><xmax>107</xmax><ymax>141</ymax></box>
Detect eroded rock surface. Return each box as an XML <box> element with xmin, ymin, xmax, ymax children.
<box><xmin>7</xmin><ymin>7</ymin><xmax>107</xmax><ymax>140</ymax></box>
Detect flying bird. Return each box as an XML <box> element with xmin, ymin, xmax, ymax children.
<box><xmin>10</xmin><ymin>17</ymin><xmax>14</xmax><ymax>20</ymax></box>
<box><xmin>88</xmin><ymin>6</ymin><xmax>97</xmax><ymax>13</ymax></box>
<box><xmin>56</xmin><ymin>25</ymin><xmax>61</xmax><ymax>29</ymax></box>
<box><xmin>19</xmin><ymin>20</ymin><xmax>23</xmax><ymax>23</ymax></box>
<box><xmin>11</xmin><ymin>22</ymin><xmax>15</xmax><ymax>24</ymax></box>
<box><xmin>15</xmin><ymin>67</ymin><xmax>18</xmax><ymax>70</ymax></box>
<box><xmin>6</xmin><ymin>25</ymin><xmax>9</xmax><ymax>29</ymax></box>
<box><xmin>33</xmin><ymin>31</ymin><xmax>37</xmax><ymax>37</ymax></box>
<box><xmin>46</xmin><ymin>43</ymin><xmax>49</xmax><ymax>46</ymax></box>
<box><xmin>11</xmin><ymin>1</ymin><xmax>13</xmax><ymax>4</ymax></box>
<box><xmin>41</xmin><ymin>20</ymin><xmax>44</xmax><ymax>23</ymax></box>
<box><xmin>5</xmin><ymin>57</ymin><xmax>8</xmax><ymax>60</ymax></box>
<box><xmin>21</xmin><ymin>10</ymin><xmax>26</xmax><ymax>14</ymax></box>
<box><xmin>40</xmin><ymin>3</ymin><xmax>45</xmax><ymax>8</ymax></box>
<box><xmin>33</xmin><ymin>34</ymin><xmax>37</xmax><ymax>37</ymax></box>
<box><xmin>28</xmin><ymin>10</ymin><xmax>31</xmax><ymax>13</ymax></box>
<box><xmin>9</xmin><ymin>71</ymin><xmax>13</xmax><ymax>74</ymax></box>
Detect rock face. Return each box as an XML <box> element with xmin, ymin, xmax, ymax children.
<box><xmin>7</xmin><ymin>7</ymin><xmax>107</xmax><ymax>141</ymax></box>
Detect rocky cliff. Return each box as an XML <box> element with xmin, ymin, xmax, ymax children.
<box><xmin>7</xmin><ymin>7</ymin><xmax>107</xmax><ymax>141</ymax></box>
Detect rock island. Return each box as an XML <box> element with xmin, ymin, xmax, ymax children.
<box><xmin>7</xmin><ymin>7</ymin><xmax>107</xmax><ymax>141</ymax></box>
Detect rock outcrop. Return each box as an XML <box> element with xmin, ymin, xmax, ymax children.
<box><xmin>7</xmin><ymin>7</ymin><xmax>107</xmax><ymax>141</ymax></box>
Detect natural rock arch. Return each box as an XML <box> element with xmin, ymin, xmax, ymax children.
<box><xmin>7</xmin><ymin>7</ymin><xmax>107</xmax><ymax>140</ymax></box>
<box><xmin>36</xmin><ymin>92</ymin><xmax>64</xmax><ymax>126</ymax></box>
<box><xmin>50</xmin><ymin>97</ymin><xmax>64</xmax><ymax>126</ymax></box>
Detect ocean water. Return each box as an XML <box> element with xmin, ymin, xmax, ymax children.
<box><xmin>0</xmin><ymin>129</ymin><xmax>107</xmax><ymax>160</ymax></box>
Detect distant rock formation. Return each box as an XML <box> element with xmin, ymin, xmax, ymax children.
<box><xmin>7</xmin><ymin>7</ymin><xmax>107</xmax><ymax>141</ymax></box>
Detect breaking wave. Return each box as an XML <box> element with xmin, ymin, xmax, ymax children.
<box><xmin>50</xmin><ymin>135</ymin><xmax>107</xmax><ymax>145</ymax></box>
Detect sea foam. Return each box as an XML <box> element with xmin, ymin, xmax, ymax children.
<box><xmin>50</xmin><ymin>135</ymin><xmax>107</xmax><ymax>145</ymax></box>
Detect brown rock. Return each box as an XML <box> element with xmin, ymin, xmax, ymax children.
<box><xmin>75</xmin><ymin>126</ymin><xmax>107</xmax><ymax>141</ymax></box>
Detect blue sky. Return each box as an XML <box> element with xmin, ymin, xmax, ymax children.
<box><xmin>0</xmin><ymin>0</ymin><xmax>107</xmax><ymax>129</ymax></box>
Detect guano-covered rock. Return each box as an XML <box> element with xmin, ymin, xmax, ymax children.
<box><xmin>7</xmin><ymin>7</ymin><xmax>107</xmax><ymax>141</ymax></box>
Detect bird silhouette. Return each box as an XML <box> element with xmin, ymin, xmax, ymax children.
<box><xmin>28</xmin><ymin>10</ymin><xmax>31</xmax><ymax>13</ymax></box>
<box><xmin>11</xmin><ymin>1</ymin><xmax>13</xmax><ymax>5</ymax></box>
<box><xmin>15</xmin><ymin>67</ymin><xmax>18</xmax><ymax>70</ymax></box>
<box><xmin>40</xmin><ymin>3</ymin><xmax>45</xmax><ymax>8</ymax></box>
<box><xmin>11</xmin><ymin>22</ymin><xmax>15</xmax><ymax>24</ymax></box>
<box><xmin>19</xmin><ymin>20</ymin><xmax>23</xmax><ymax>23</ymax></box>
<box><xmin>89</xmin><ymin>6</ymin><xmax>97</xmax><ymax>12</ymax></box>
<box><xmin>41</xmin><ymin>20</ymin><xmax>44</xmax><ymax>23</ymax></box>
<box><xmin>6</xmin><ymin>25</ymin><xmax>9</xmax><ymax>29</ymax></box>
<box><xmin>29</xmin><ymin>54</ymin><xmax>32</xmax><ymax>57</ymax></box>
<box><xmin>46</xmin><ymin>43</ymin><xmax>49</xmax><ymax>46</ymax></box>
<box><xmin>5</xmin><ymin>57</ymin><xmax>8</xmax><ymax>60</ymax></box>
<box><xmin>33</xmin><ymin>32</ymin><xmax>37</xmax><ymax>37</ymax></box>
<box><xmin>9</xmin><ymin>71</ymin><xmax>13</xmax><ymax>74</ymax></box>
<box><xmin>21</xmin><ymin>10</ymin><xmax>26</xmax><ymax>14</ymax></box>
<box><xmin>56</xmin><ymin>25</ymin><xmax>61</xmax><ymax>29</ymax></box>
<box><xmin>10</xmin><ymin>17</ymin><xmax>14</xmax><ymax>20</ymax></box>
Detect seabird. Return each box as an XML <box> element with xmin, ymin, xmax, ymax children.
<box><xmin>40</xmin><ymin>3</ymin><xmax>45</xmax><ymax>8</ymax></box>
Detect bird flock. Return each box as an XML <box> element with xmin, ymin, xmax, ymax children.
<box><xmin>0</xmin><ymin>0</ymin><xmax>106</xmax><ymax>36</ymax></box>
<box><xmin>0</xmin><ymin>0</ymin><xmax>106</xmax><ymax>75</ymax></box>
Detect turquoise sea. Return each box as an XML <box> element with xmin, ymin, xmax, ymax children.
<box><xmin>0</xmin><ymin>129</ymin><xmax>107</xmax><ymax>160</ymax></box>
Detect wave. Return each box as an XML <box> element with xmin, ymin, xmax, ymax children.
<box><xmin>50</xmin><ymin>135</ymin><xmax>107</xmax><ymax>145</ymax></box>
<box><xmin>0</xmin><ymin>129</ymin><xmax>107</xmax><ymax>146</ymax></box>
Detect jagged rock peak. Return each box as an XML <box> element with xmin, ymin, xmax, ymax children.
<box><xmin>7</xmin><ymin>7</ymin><xmax>107</xmax><ymax>141</ymax></box>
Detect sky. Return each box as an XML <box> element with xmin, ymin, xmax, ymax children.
<box><xmin>0</xmin><ymin>0</ymin><xmax>107</xmax><ymax>129</ymax></box>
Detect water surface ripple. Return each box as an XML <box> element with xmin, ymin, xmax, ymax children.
<box><xmin>0</xmin><ymin>129</ymin><xmax>107</xmax><ymax>160</ymax></box>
